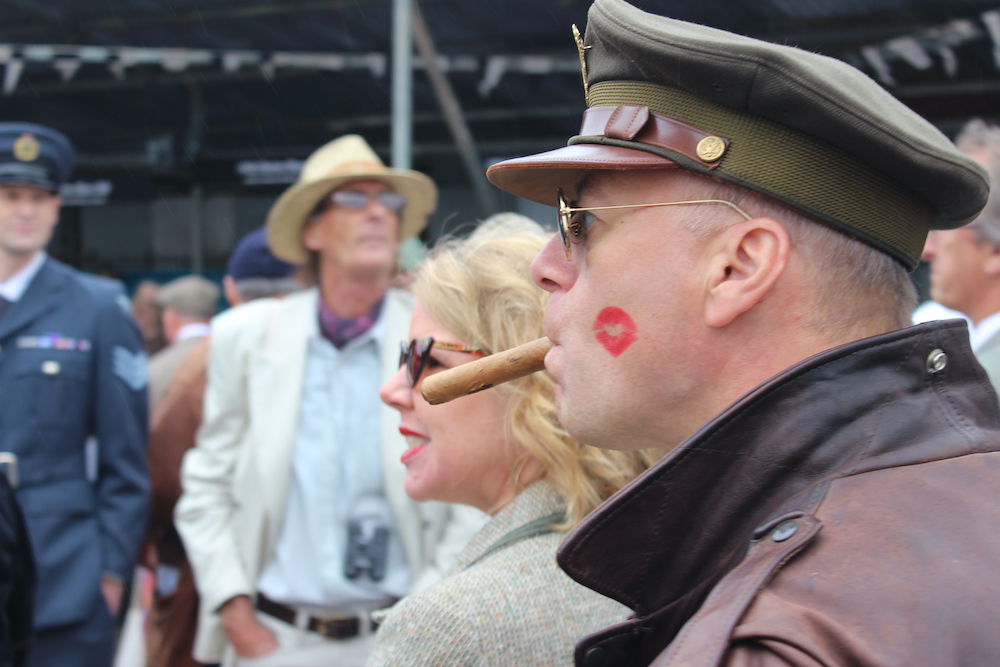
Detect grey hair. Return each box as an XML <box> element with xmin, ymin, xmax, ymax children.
<box><xmin>955</xmin><ymin>119</ymin><xmax>1000</xmax><ymax>245</ymax></box>
<box><xmin>678</xmin><ymin>176</ymin><xmax>917</xmax><ymax>338</ymax></box>
<box><xmin>233</xmin><ymin>277</ymin><xmax>304</xmax><ymax>302</ymax></box>
<box><xmin>156</xmin><ymin>275</ymin><xmax>220</xmax><ymax>319</ymax></box>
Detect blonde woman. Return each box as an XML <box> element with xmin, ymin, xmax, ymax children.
<box><xmin>372</xmin><ymin>223</ymin><xmax>658</xmax><ymax>666</ymax></box>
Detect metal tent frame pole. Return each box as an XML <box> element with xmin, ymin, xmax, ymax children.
<box><xmin>412</xmin><ymin>2</ymin><xmax>498</xmax><ymax>217</ymax></box>
<box><xmin>391</xmin><ymin>0</ymin><xmax>413</xmax><ymax>170</ymax></box>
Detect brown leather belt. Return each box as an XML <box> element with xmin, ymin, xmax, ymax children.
<box><xmin>255</xmin><ymin>593</ymin><xmax>379</xmax><ymax>640</ymax></box>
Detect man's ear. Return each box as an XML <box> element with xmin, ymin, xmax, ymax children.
<box><xmin>301</xmin><ymin>218</ymin><xmax>322</xmax><ymax>252</ymax></box>
<box><xmin>983</xmin><ymin>242</ymin><xmax>1000</xmax><ymax>277</ymax></box>
<box><xmin>703</xmin><ymin>217</ymin><xmax>790</xmax><ymax>328</ymax></box>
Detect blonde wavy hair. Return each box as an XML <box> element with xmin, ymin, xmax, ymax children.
<box><xmin>413</xmin><ymin>229</ymin><xmax>659</xmax><ymax>529</ymax></box>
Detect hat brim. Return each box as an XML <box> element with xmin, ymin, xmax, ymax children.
<box><xmin>0</xmin><ymin>176</ymin><xmax>57</xmax><ymax>192</ymax></box>
<box><xmin>487</xmin><ymin>143</ymin><xmax>679</xmax><ymax>206</ymax></box>
<box><xmin>266</xmin><ymin>168</ymin><xmax>437</xmax><ymax>265</ymax></box>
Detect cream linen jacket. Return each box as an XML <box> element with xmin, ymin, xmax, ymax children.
<box><xmin>175</xmin><ymin>287</ymin><xmax>486</xmax><ymax>663</ymax></box>
<box><xmin>368</xmin><ymin>482</ymin><xmax>629</xmax><ymax>667</ymax></box>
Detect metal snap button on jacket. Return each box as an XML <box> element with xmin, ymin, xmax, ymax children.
<box><xmin>772</xmin><ymin>520</ymin><xmax>799</xmax><ymax>542</ymax></box>
<box><xmin>927</xmin><ymin>349</ymin><xmax>947</xmax><ymax>373</ymax></box>
<box><xmin>583</xmin><ymin>646</ymin><xmax>607</xmax><ymax>667</ymax></box>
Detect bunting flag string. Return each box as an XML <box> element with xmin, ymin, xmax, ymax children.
<box><xmin>0</xmin><ymin>42</ymin><xmax>574</xmax><ymax>98</ymax></box>
<box><xmin>857</xmin><ymin>10</ymin><xmax>993</xmax><ymax>86</ymax></box>
<box><xmin>5</xmin><ymin>8</ymin><xmax>1000</xmax><ymax>100</ymax></box>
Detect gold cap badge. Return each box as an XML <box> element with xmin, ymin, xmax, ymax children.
<box><xmin>696</xmin><ymin>136</ymin><xmax>727</xmax><ymax>162</ymax></box>
<box><xmin>572</xmin><ymin>24</ymin><xmax>591</xmax><ymax>107</ymax></box>
<box><xmin>13</xmin><ymin>134</ymin><xmax>40</xmax><ymax>162</ymax></box>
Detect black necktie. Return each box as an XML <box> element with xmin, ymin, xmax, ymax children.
<box><xmin>0</xmin><ymin>296</ymin><xmax>8</xmax><ymax>323</ymax></box>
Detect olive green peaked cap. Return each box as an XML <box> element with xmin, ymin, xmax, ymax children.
<box><xmin>487</xmin><ymin>0</ymin><xmax>990</xmax><ymax>269</ymax></box>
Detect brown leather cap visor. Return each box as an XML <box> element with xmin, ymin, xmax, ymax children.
<box><xmin>487</xmin><ymin>104</ymin><xmax>730</xmax><ymax>205</ymax></box>
<box><xmin>487</xmin><ymin>142</ymin><xmax>679</xmax><ymax>207</ymax></box>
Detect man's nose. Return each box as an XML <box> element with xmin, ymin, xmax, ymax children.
<box><xmin>13</xmin><ymin>198</ymin><xmax>39</xmax><ymax>216</ymax></box>
<box><xmin>921</xmin><ymin>232</ymin><xmax>938</xmax><ymax>262</ymax></box>
<box><xmin>530</xmin><ymin>233</ymin><xmax>577</xmax><ymax>294</ymax></box>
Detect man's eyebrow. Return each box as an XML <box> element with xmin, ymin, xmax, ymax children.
<box><xmin>575</xmin><ymin>172</ymin><xmax>601</xmax><ymax>206</ymax></box>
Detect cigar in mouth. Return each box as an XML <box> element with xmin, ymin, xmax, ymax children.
<box><xmin>420</xmin><ymin>337</ymin><xmax>552</xmax><ymax>405</ymax></box>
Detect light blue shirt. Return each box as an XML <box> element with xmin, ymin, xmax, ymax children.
<box><xmin>0</xmin><ymin>251</ymin><xmax>45</xmax><ymax>302</ymax></box>
<box><xmin>256</xmin><ymin>308</ymin><xmax>409</xmax><ymax>613</ymax></box>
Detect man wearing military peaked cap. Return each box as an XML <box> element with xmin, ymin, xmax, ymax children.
<box><xmin>0</xmin><ymin>122</ymin><xmax>148</xmax><ymax>667</ymax></box>
<box><xmin>0</xmin><ymin>123</ymin><xmax>74</xmax><ymax>193</ymax></box>
<box><xmin>487</xmin><ymin>1</ymin><xmax>1000</xmax><ymax>665</ymax></box>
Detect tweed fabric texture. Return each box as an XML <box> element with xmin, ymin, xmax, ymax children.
<box><xmin>367</xmin><ymin>482</ymin><xmax>628</xmax><ymax>666</ymax></box>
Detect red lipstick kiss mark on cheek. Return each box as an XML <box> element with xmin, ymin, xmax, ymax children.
<box><xmin>593</xmin><ymin>307</ymin><xmax>638</xmax><ymax>357</ymax></box>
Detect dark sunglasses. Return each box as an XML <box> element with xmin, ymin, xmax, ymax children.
<box><xmin>331</xmin><ymin>189</ymin><xmax>407</xmax><ymax>212</ymax></box>
<box><xmin>399</xmin><ymin>337</ymin><xmax>488</xmax><ymax>388</ymax></box>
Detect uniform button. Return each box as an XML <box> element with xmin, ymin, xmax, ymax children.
<box><xmin>583</xmin><ymin>646</ymin><xmax>607</xmax><ymax>667</ymax></box>
<box><xmin>41</xmin><ymin>360</ymin><xmax>61</xmax><ymax>375</ymax></box>
<box><xmin>772</xmin><ymin>520</ymin><xmax>799</xmax><ymax>542</ymax></box>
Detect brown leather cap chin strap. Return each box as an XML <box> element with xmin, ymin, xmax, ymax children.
<box><xmin>577</xmin><ymin>105</ymin><xmax>729</xmax><ymax>169</ymax></box>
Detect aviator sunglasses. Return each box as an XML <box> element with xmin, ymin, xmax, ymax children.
<box><xmin>330</xmin><ymin>189</ymin><xmax>407</xmax><ymax>212</ymax></box>
<box><xmin>556</xmin><ymin>188</ymin><xmax>752</xmax><ymax>261</ymax></box>
<box><xmin>399</xmin><ymin>337</ymin><xmax>488</xmax><ymax>388</ymax></box>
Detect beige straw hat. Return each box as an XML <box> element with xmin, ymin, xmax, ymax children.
<box><xmin>266</xmin><ymin>134</ymin><xmax>437</xmax><ymax>265</ymax></box>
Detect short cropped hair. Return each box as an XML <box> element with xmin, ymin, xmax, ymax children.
<box><xmin>679</xmin><ymin>175</ymin><xmax>917</xmax><ymax>339</ymax></box>
<box><xmin>155</xmin><ymin>275</ymin><xmax>220</xmax><ymax>320</ymax></box>
<box><xmin>413</xmin><ymin>230</ymin><xmax>659</xmax><ymax>529</ymax></box>
<box><xmin>956</xmin><ymin>119</ymin><xmax>1000</xmax><ymax>245</ymax></box>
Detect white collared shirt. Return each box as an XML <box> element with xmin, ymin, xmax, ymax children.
<box><xmin>175</xmin><ymin>322</ymin><xmax>211</xmax><ymax>342</ymax></box>
<box><xmin>971</xmin><ymin>311</ymin><xmax>1000</xmax><ymax>352</ymax></box>
<box><xmin>912</xmin><ymin>300</ymin><xmax>967</xmax><ymax>326</ymax></box>
<box><xmin>0</xmin><ymin>251</ymin><xmax>46</xmax><ymax>302</ymax></box>
<box><xmin>256</xmin><ymin>306</ymin><xmax>409</xmax><ymax>613</ymax></box>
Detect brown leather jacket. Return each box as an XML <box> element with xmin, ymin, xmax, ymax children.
<box><xmin>560</xmin><ymin>320</ymin><xmax>1000</xmax><ymax>666</ymax></box>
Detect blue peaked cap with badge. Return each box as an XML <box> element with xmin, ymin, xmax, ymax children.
<box><xmin>0</xmin><ymin>122</ymin><xmax>74</xmax><ymax>191</ymax></box>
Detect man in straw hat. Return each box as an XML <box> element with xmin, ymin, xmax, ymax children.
<box><xmin>486</xmin><ymin>1</ymin><xmax>1000</xmax><ymax>665</ymax></box>
<box><xmin>177</xmin><ymin>135</ymin><xmax>484</xmax><ymax>667</ymax></box>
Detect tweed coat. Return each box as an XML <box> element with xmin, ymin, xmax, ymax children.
<box><xmin>368</xmin><ymin>482</ymin><xmax>629</xmax><ymax>667</ymax></box>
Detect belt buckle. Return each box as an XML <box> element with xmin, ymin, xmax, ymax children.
<box><xmin>315</xmin><ymin>614</ymin><xmax>356</xmax><ymax>640</ymax></box>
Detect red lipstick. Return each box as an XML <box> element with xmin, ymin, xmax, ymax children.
<box><xmin>593</xmin><ymin>307</ymin><xmax>638</xmax><ymax>357</ymax></box>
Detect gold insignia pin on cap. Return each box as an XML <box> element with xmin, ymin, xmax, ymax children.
<box><xmin>572</xmin><ymin>24</ymin><xmax>592</xmax><ymax>106</ymax></box>
<box><xmin>696</xmin><ymin>136</ymin><xmax>727</xmax><ymax>162</ymax></box>
<box><xmin>13</xmin><ymin>134</ymin><xmax>40</xmax><ymax>162</ymax></box>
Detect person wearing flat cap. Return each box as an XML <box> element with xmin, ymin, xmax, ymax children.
<box><xmin>0</xmin><ymin>122</ymin><xmax>148</xmax><ymax>666</ymax></box>
<box><xmin>176</xmin><ymin>136</ymin><xmax>485</xmax><ymax>667</ymax></box>
<box><xmin>486</xmin><ymin>1</ymin><xmax>1000</xmax><ymax>665</ymax></box>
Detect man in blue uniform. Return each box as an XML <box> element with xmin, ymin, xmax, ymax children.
<box><xmin>0</xmin><ymin>122</ymin><xmax>149</xmax><ymax>666</ymax></box>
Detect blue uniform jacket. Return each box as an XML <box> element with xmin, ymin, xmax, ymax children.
<box><xmin>0</xmin><ymin>257</ymin><xmax>148</xmax><ymax>629</ymax></box>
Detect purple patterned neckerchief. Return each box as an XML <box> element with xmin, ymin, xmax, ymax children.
<box><xmin>318</xmin><ymin>295</ymin><xmax>385</xmax><ymax>349</ymax></box>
